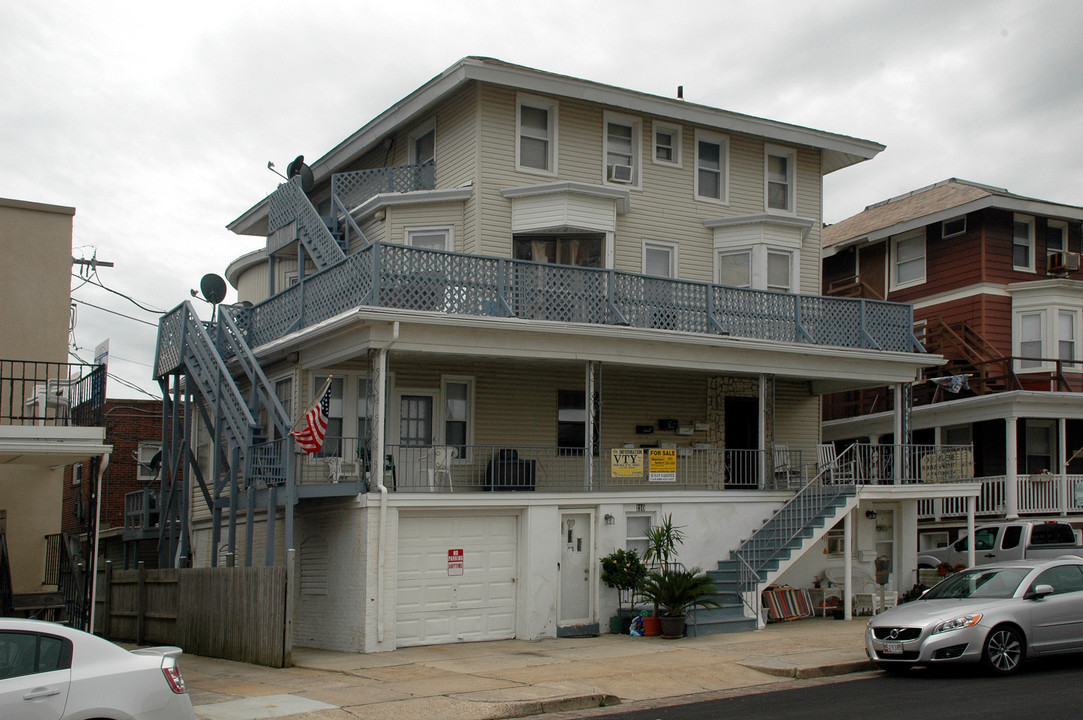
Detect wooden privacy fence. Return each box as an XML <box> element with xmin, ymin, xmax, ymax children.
<box><xmin>94</xmin><ymin>552</ymin><xmax>294</xmax><ymax>667</ymax></box>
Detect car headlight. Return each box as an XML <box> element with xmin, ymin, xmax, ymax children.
<box><xmin>933</xmin><ymin>614</ymin><xmax>983</xmax><ymax>634</ymax></box>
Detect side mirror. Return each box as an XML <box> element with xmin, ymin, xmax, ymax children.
<box><xmin>1028</xmin><ymin>584</ymin><xmax>1055</xmax><ymax>600</ymax></box>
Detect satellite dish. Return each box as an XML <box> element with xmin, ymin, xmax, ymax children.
<box><xmin>286</xmin><ymin>154</ymin><xmax>315</xmax><ymax>193</ymax></box>
<box><xmin>200</xmin><ymin>273</ymin><xmax>227</xmax><ymax>305</ymax></box>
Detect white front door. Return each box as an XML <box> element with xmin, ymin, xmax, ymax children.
<box><xmin>558</xmin><ymin>511</ymin><xmax>594</xmax><ymax>625</ymax></box>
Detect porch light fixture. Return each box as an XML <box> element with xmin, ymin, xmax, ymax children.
<box><xmin>865</xmin><ymin>510</ymin><xmax>877</xmax><ymax>520</ymax></box>
<box><xmin>604</xmin><ymin>514</ymin><xmax>615</xmax><ymax>525</ymax></box>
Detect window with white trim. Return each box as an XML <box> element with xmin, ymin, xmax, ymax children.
<box><xmin>1020</xmin><ymin>312</ymin><xmax>1043</xmax><ymax>369</ymax></box>
<box><xmin>410</xmin><ymin>119</ymin><xmax>436</xmax><ymax>166</ymax></box>
<box><xmin>766</xmin><ymin>250</ymin><xmax>792</xmax><ymax>292</ymax></box>
<box><xmin>1013</xmin><ymin>214</ymin><xmax>1035</xmax><ymax>271</ymax></box>
<box><xmin>136</xmin><ymin>442</ymin><xmax>161</xmax><ymax>481</ymax></box>
<box><xmin>718</xmin><ymin>250</ymin><xmax>751</xmax><ymax>288</ymax></box>
<box><xmin>72</xmin><ymin>462</ymin><xmax>82</xmax><ymax>486</ymax></box>
<box><xmin>765</xmin><ymin>145</ymin><xmax>795</xmax><ymax>213</ymax></box>
<box><xmin>626</xmin><ymin>514</ymin><xmax>653</xmax><ymax>557</ymax></box>
<box><xmin>942</xmin><ymin>216</ymin><xmax>966</xmax><ymax>238</ymax></box>
<box><xmin>405</xmin><ymin>226</ymin><xmax>452</xmax><ymax>251</ymax></box>
<box><xmin>517</xmin><ymin>94</ymin><xmax>557</xmax><ymax>174</ymax></box>
<box><xmin>442</xmin><ymin>376</ymin><xmax>473</xmax><ymax>461</ymax></box>
<box><xmin>1059</xmin><ymin>309</ymin><xmax>1077</xmax><ymax>366</ymax></box>
<box><xmin>652</xmin><ymin>122</ymin><xmax>681</xmax><ymax>166</ymax></box>
<box><xmin>694</xmin><ymin>129</ymin><xmax>728</xmax><ymax>203</ymax></box>
<box><xmin>604</xmin><ymin>112</ymin><xmax>641</xmax><ymax>186</ymax></box>
<box><xmin>891</xmin><ymin>229</ymin><xmax>926</xmax><ymax>289</ymax></box>
<box><xmin>643</xmin><ymin>240</ymin><xmax>677</xmax><ymax>278</ymax></box>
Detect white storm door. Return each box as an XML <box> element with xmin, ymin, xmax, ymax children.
<box><xmin>558</xmin><ymin>511</ymin><xmax>594</xmax><ymax>625</ymax></box>
<box><xmin>392</xmin><ymin>390</ymin><xmax>436</xmax><ymax>488</ymax></box>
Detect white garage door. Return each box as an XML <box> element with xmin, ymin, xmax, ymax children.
<box><xmin>396</xmin><ymin>514</ymin><xmax>518</xmax><ymax>647</ymax></box>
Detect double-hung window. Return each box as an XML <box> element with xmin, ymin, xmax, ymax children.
<box><xmin>1020</xmin><ymin>312</ymin><xmax>1043</xmax><ymax>368</ymax></box>
<box><xmin>1013</xmin><ymin>214</ymin><xmax>1035</xmax><ymax>271</ymax></box>
<box><xmin>694</xmin><ymin>130</ymin><xmax>728</xmax><ymax>203</ymax></box>
<box><xmin>1060</xmin><ymin>310</ymin><xmax>1077</xmax><ymax>367</ymax></box>
<box><xmin>892</xmin><ymin>229</ymin><xmax>926</xmax><ymax>289</ymax></box>
<box><xmin>312</xmin><ymin>375</ymin><xmax>344</xmax><ymax>457</ymax></box>
<box><xmin>442</xmin><ymin>376</ymin><xmax>472</xmax><ymax>460</ymax></box>
<box><xmin>766</xmin><ymin>250</ymin><xmax>792</xmax><ymax>292</ymax></box>
<box><xmin>517</xmin><ymin>94</ymin><xmax>557</xmax><ymax>174</ymax></box>
<box><xmin>604</xmin><ymin>113</ymin><xmax>640</xmax><ymax>186</ymax></box>
<box><xmin>652</xmin><ymin>122</ymin><xmax>681</xmax><ymax>166</ymax></box>
<box><xmin>765</xmin><ymin>145</ymin><xmax>795</xmax><ymax>213</ymax></box>
<box><xmin>136</xmin><ymin>442</ymin><xmax>161</xmax><ymax>481</ymax></box>
<box><xmin>1047</xmin><ymin>220</ymin><xmax>1068</xmax><ymax>263</ymax></box>
<box><xmin>410</xmin><ymin>120</ymin><xmax>436</xmax><ymax>166</ymax></box>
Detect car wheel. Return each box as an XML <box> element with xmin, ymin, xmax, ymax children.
<box><xmin>982</xmin><ymin>625</ymin><xmax>1024</xmax><ymax>676</ymax></box>
<box><xmin>875</xmin><ymin>662</ymin><xmax>910</xmax><ymax>676</ymax></box>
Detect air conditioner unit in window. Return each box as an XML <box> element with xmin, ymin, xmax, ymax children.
<box><xmin>608</xmin><ymin>164</ymin><xmax>633</xmax><ymax>183</ymax></box>
<box><xmin>1049</xmin><ymin>251</ymin><xmax>1081</xmax><ymax>273</ymax></box>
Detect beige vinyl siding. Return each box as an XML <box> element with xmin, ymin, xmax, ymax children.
<box><xmin>233</xmin><ymin>260</ymin><xmax>269</xmax><ymax>305</ymax></box>
<box><xmin>387</xmin><ymin>202</ymin><xmax>465</xmax><ymax>249</ymax></box>
<box><xmin>795</xmin><ymin>145</ymin><xmax>823</xmax><ymax>294</ymax></box>
<box><xmin>772</xmin><ymin>377</ymin><xmax>819</xmax><ymax>465</ymax></box>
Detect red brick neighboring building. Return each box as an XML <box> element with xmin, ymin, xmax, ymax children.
<box><xmin>63</xmin><ymin>399</ymin><xmax>162</xmax><ymax>568</ymax></box>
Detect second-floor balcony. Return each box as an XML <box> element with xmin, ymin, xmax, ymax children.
<box><xmin>0</xmin><ymin>359</ymin><xmax>106</xmax><ymax>428</ymax></box>
<box><xmin>207</xmin><ymin>241</ymin><xmax>921</xmax><ymax>356</ymax></box>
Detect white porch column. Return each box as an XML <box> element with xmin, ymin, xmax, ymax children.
<box><xmin>1005</xmin><ymin>417</ymin><xmax>1019</xmax><ymax>519</ymax></box>
<box><xmin>844</xmin><ymin>510</ymin><xmax>853</xmax><ymax>621</ymax></box>
<box><xmin>967</xmin><ymin>495</ymin><xmax>976</xmax><ymax>568</ymax></box>
<box><xmin>892</xmin><ymin>383</ymin><xmax>904</xmax><ymax>484</ymax></box>
<box><xmin>1059</xmin><ymin>419</ymin><xmax>1069</xmax><ymax>516</ymax></box>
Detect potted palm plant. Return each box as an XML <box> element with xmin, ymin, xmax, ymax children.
<box><xmin>640</xmin><ymin>515</ymin><xmax>685</xmax><ymax>636</ymax></box>
<box><xmin>600</xmin><ymin>548</ymin><xmax>647</xmax><ymax>634</ymax></box>
<box><xmin>640</xmin><ymin>567</ymin><xmax>719</xmax><ymax>638</ymax></box>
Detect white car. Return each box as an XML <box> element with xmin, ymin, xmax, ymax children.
<box><xmin>0</xmin><ymin>618</ymin><xmax>195</xmax><ymax>719</ymax></box>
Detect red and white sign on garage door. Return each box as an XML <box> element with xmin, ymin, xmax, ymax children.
<box><xmin>448</xmin><ymin>548</ymin><xmax>463</xmax><ymax>576</ymax></box>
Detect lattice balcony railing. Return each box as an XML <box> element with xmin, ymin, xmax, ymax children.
<box><xmin>331</xmin><ymin>162</ymin><xmax>436</xmax><ymax>212</ymax></box>
<box><xmin>222</xmin><ymin>241</ymin><xmax>920</xmax><ymax>355</ymax></box>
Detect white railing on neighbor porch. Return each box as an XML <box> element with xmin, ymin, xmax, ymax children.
<box><xmin>918</xmin><ymin>474</ymin><xmax>1083</xmax><ymax>520</ymax></box>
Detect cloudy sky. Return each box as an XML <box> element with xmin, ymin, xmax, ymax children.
<box><xmin>3</xmin><ymin>0</ymin><xmax>1082</xmax><ymax>398</ymax></box>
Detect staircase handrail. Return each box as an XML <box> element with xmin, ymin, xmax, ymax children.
<box><xmin>216</xmin><ymin>308</ymin><xmax>292</xmax><ymax>439</ymax></box>
<box><xmin>57</xmin><ymin>533</ymin><xmax>86</xmax><ymax>629</ymax></box>
<box><xmin>177</xmin><ymin>302</ymin><xmax>257</xmax><ymax>449</ymax></box>
<box><xmin>269</xmin><ymin>177</ymin><xmax>345</xmax><ymax>270</ymax></box>
<box><xmin>331</xmin><ymin>193</ymin><xmax>367</xmax><ymax>250</ymax></box>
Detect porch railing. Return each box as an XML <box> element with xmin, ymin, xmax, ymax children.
<box><xmin>0</xmin><ymin>359</ymin><xmax>106</xmax><ymax>427</ymax></box>
<box><xmin>226</xmin><ymin>241</ymin><xmax>920</xmax><ymax>355</ymax></box>
<box><xmin>918</xmin><ymin>474</ymin><xmax>1083</xmax><ymax>520</ymax></box>
<box><xmin>833</xmin><ymin>443</ymin><xmax>974</xmax><ymax>485</ymax></box>
<box><xmin>279</xmin><ymin>440</ymin><xmax>805</xmax><ymax>492</ymax></box>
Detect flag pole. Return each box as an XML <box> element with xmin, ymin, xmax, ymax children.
<box><xmin>290</xmin><ymin>376</ymin><xmax>333</xmax><ymax>435</ymax></box>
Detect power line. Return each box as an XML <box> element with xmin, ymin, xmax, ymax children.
<box><xmin>71</xmin><ymin>272</ymin><xmax>164</xmax><ymax>314</ymax></box>
<box><xmin>72</xmin><ymin>299</ymin><xmax>159</xmax><ymax>327</ymax></box>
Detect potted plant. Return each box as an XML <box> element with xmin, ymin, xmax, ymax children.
<box><xmin>640</xmin><ymin>515</ymin><xmax>686</xmax><ymax>636</ymax></box>
<box><xmin>640</xmin><ymin>567</ymin><xmax>719</xmax><ymax>638</ymax></box>
<box><xmin>600</xmin><ymin>548</ymin><xmax>647</xmax><ymax>634</ymax></box>
<box><xmin>937</xmin><ymin>561</ymin><xmax>953</xmax><ymax>577</ymax></box>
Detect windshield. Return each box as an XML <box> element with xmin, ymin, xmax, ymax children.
<box><xmin>923</xmin><ymin>567</ymin><xmax>1031</xmax><ymax>600</ymax></box>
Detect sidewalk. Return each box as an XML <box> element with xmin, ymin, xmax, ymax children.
<box><xmin>184</xmin><ymin>618</ymin><xmax>875</xmax><ymax>720</ymax></box>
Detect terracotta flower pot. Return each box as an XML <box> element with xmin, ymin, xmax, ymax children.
<box><xmin>642</xmin><ymin>615</ymin><xmax>662</xmax><ymax>636</ymax></box>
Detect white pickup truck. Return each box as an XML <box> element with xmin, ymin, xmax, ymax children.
<box><xmin>918</xmin><ymin>521</ymin><xmax>1083</xmax><ymax>569</ymax></box>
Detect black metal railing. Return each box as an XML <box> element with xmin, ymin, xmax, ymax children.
<box><xmin>0</xmin><ymin>359</ymin><xmax>105</xmax><ymax>427</ymax></box>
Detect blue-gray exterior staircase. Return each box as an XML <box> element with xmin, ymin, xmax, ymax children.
<box><xmin>688</xmin><ymin>483</ymin><xmax>858</xmax><ymax>636</ymax></box>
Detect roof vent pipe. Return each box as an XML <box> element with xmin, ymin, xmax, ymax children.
<box><xmin>677</xmin><ymin>85</ymin><xmax>684</xmax><ymax>100</ymax></box>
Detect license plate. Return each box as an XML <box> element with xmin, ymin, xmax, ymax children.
<box><xmin>883</xmin><ymin>641</ymin><xmax>903</xmax><ymax>655</ymax></box>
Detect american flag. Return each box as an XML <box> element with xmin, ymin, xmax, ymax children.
<box><xmin>291</xmin><ymin>380</ymin><xmax>332</xmax><ymax>454</ymax></box>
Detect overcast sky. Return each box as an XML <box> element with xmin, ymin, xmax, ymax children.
<box><xmin>3</xmin><ymin>0</ymin><xmax>1082</xmax><ymax>398</ymax></box>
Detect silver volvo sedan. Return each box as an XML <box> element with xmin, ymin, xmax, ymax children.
<box><xmin>866</xmin><ymin>557</ymin><xmax>1083</xmax><ymax>675</ymax></box>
